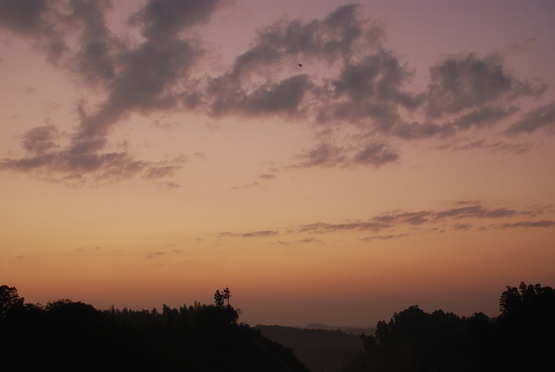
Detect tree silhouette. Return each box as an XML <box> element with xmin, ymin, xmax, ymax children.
<box><xmin>0</xmin><ymin>285</ymin><xmax>24</xmax><ymax>319</ymax></box>
<box><xmin>214</xmin><ymin>286</ymin><xmax>232</xmax><ymax>308</ymax></box>
<box><xmin>214</xmin><ymin>289</ymin><xmax>224</xmax><ymax>308</ymax></box>
<box><xmin>223</xmin><ymin>287</ymin><xmax>231</xmax><ymax>306</ymax></box>
<box><xmin>495</xmin><ymin>282</ymin><xmax>555</xmax><ymax>371</ymax></box>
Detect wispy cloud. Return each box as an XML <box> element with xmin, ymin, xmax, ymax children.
<box><xmin>292</xmin><ymin>143</ymin><xmax>349</xmax><ymax>168</ymax></box>
<box><xmin>505</xmin><ymin>103</ymin><xmax>555</xmax><ymax>134</ymax></box>
<box><xmin>268</xmin><ymin>237</ymin><xmax>322</xmax><ymax>245</ymax></box>
<box><xmin>290</xmin><ymin>141</ymin><xmax>399</xmax><ymax>169</ymax></box>
<box><xmin>453</xmin><ymin>223</ymin><xmax>472</xmax><ymax>231</ymax></box>
<box><xmin>259</xmin><ymin>173</ymin><xmax>277</xmax><ymax>180</ymax></box>
<box><xmin>298</xmin><ymin>221</ymin><xmax>390</xmax><ymax>233</ymax></box>
<box><xmin>207</xmin><ymin>202</ymin><xmax>554</xmax><ymax>241</ymax></box>
<box><xmin>216</xmin><ymin>230</ymin><xmax>279</xmax><ymax>238</ymax></box>
<box><xmin>146</xmin><ymin>251</ymin><xmax>167</xmax><ymax>259</ymax></box>
<box><xmin>295</xmin><ymin>203</ymin><xmax>552</xmax><ymax>235</ymax></box>
<box><xmin>360</xmin><ymin>233</ymin><xmax>408</xmax><ymax>242</ymax></box>
<box><xmin>438</xmin><ymin>138</ymin><xmax>533</xmax><ymax>154</ymax></box>
<box><xmin>487</xmin><ymin>220</ymin><xmax>555</xmax><ymax>229</ymax></box>
<box><xmin>74</xmin><ymin>246</ymin><xmax>102</xmax><ymax>252</ymax></box>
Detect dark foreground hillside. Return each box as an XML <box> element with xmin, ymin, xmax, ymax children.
<box><xmin>0</xmin><ymin>286</ymin><xmax>309</xmax><ymax>372</ymax></box>
<box><xmin>345</xmin><ymin>282</ymin><xmax>555</xmax><ymax>372</ymax></box>
<box><xmin>2</xmin><ymin>282</ymin><xmax>553</xmax><ymax>372</ymax></box>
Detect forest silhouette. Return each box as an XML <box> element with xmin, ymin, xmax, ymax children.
<box><xmin>0</xmin><ymin>286</ymin><xmax>308</xmax><ymax>371</ymax></box>
<box><xmin>1</xmin><ymin>282</ymin><xmax>554</xmax><ymax>371</ymax></box>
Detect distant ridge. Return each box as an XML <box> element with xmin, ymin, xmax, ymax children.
<box><xmin>306</xmin><ymin>323</ymin><xmax>375</xmax><ymax>335</ymax></box>
<box><xmin>257</xmin><ymin>324</ymin><xmax>365</xmax><ymax>372</ymax></box>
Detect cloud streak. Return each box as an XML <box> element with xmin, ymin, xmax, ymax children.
<box><xmin>297</xmin><ymin>203</ymin><xmax>552</xmax><ymax>235</ymax></box>
<box><xmin>488</xmin><ymin>220</ymin><xmax>555</xmax><ymax>229</ymax></box>
<box><xmin>505</xmin><ymin>103</ymin><xmax>555</xmax><ymax>134</ymax></box>
<box><xmin>216</xmin><ymin>230</ymin><xmax>280</xmax><ymax>238</ymax></box>
<box><xmin>205</xmin><ymin>203</ymin><xmax>554</xmax><ymax>244</ymax></box>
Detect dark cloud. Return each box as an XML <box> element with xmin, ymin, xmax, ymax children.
<box><xmin>490</xmin><ymin>220</ymin><xmax>555</xmax><ymax>229</ymax></box>
<box><xmin>397</xmin><ymin>211</ymin><xmax>432</xmax><ymax>225</ymax></box>
<box><xmin>505</xmin><ymin>102</ymin><xmax>555</xmax><ymax>134</ymax></box>
<box><xmin>442</xmin><ymin>138</ymin><xmax>532</xmax><ymax>154</ymax></box>
<box><xmin>353</xmin><ymin>142</ymin><xmax>399</xmax><ymax>167</ymax></box>
<box><xmin>393</xmin><ymin>121</ymin><xmax>453</xmax><ymax>139</ymax></box>
<box><xmin>315</xmin><ymin>47</ymin><xmax>549</xmax><ymax>141</ymax></box>
<box><xmin>206</xmin><ymin>3</ymin><xmax>417</xmax><ymax>125</ymax></box>
<box><xmin>158</xmin><ymin>181</ymin><xmax>181</xmax><ymax>190</ymax></box>
<box><xmin>453</xmin><ymin>223</ymin><xmax>472</xmax><ymax>231</ymax></box>
<box><xmin>130</xmin><ymin>0</ymin><xmax>219</xmax><ymax>41</ymax></box>
<box><xmin>268</xmin><ymin>240</ymin><xmax>291</xmax><ymax>245</ymax></box>
<box><xmin>2</xmin><ymin>147</ymin><xmax>137</xmax><ymax>174</ymax></box>
<box><xmin>146</xmin><ymin>251</ymin><xmax>166</xmax><ymax>259</ymax></box>
<box><xmin>361</xmin><ymin>235</ymin><xmax>393</xmax><ymax>241</ymax></box>
<box><xmin>360</xmin><ymin>233</ymin><xmax>408</xmax><ymax>242</ymax></box>
<box><xmin>240</xmin><ymin>75</ymin><xmax>312</xmax><ymax>117</ymax></box>
<box><xmin>240</xmin><ymin>230</ymin><xmax>279</xmax><ymax>238</ymax></box>
<box><xmin>74</xmin><ymin>246</ymin><xmax>102</xmax><ymax>252</ymax></box>
<box><xmin>373</xmin><ymin>210</ymin><xmax>432</xmax><ymax>225</ymax></box>
<box><xmin>142</xmin><ymin>164</ymin><xmax>183</xmax><ymax>180</ymax></box>
<box><xmin>210</xmin><ymin>74</ymin><xmax>313</xmax><ymax>118</ymax></box>
<box><xmin>230</xmin><ymin>4</ymin><xmax>383</xmax><ymax>76</ymax></box>
<box><xmin>0</xmin><ymin>132</ymin><xmax>185</xmax><ymax>186</ymax></box>
<box><xmin>217</xmin><ymin>230</ymin><xmax>279</xmax><ymax>238</ymax></box>
<box><xmin>267</xmin><ymin>237</ymin><xmax>322</xmax><ymax>245</ymax></box>
<box><xmin>294</xmin><ymin>203</ymin><xmax>549</xmax><ymax>236</ymax></box>
<box><xmin>487</xmin><ymin>141</ymin><xmax>532</xmax><ymax>154</ymax></box>
<box><xmin>207</xmin><ymin>203</ymin><xmax>553</xmax><ymax>242</ymax></box>
<box><xmin>21</xmin><ymin>124</ymin><xmax>60</xmax><ymax>155</ymax></box>
<box><xmin>0</xmin><ymin>0</ymin><xmax>49</xmax><ymax>34</ymax></box>
<box><xmin>452</xmin><ymin>139</ymin><xmax>487</xmax><ymax>151</ymax></box>
<box><xmin>230</xmin><ymin>182</ymin><xmax>261</xmax><ymax>190</ymax></box>
<box><xmin>452</xmin><ymin>106</ymin><xmax>517</xmax><ymax>130</ymax></box>
<box><xmin>74</xmin><ymin>37</ymin><xmax>199</xmax><ymax>140</ymax></box>
<box><xmin>316</xmin><ymin>51</ymin><xmax>422</xmax><ymax>131</ymax></box>
<box><xmin>293</xmin><ymin>143</ymin><xmax>348</xmax><ymax>168</ymax></box>
<box><xmin>298</xmin><ymin>221</ymin><xmax>390</xmax><ymax>233</ymax></box>
<box><xmin>331</xmin><ymin>53</ymin><xmax>415</xmax><ymax>105</ymax></box>
<box><xmin>0</xmin><ymin>0</ymin><xmax>66</xmax><ymax>63</ymax></box>
<box><xmin>433</xmin><ymin>205</ymin><xmax>516</xmax><ymax>220</ymax></box>
<box><xmin>298</xmin><ymin>237</ymin><xmax>321</xmax><ymax>243</ymax></box>
<box><xmin>65</xmin><ymin>0</ymin><xmax>117</xmax><ymax>86</ymax></box>
<box><xmin>426</xmin><ymin>53</ymin><xmax>546</xmax><ymax>118</ymax></box>
<box><xmin>291</xmin><ymin>140</ymin><xmax>399</xmax><ymax>169</ymax></box>
<box><xmin>259</xmin><ymin>174</ymin><xmax>276</xmax><ymax>180</ymax></box>
<box><xmin>523</xmin><ymin>204</ymin><xmax>555</xmax><ymax>216</ymax></box>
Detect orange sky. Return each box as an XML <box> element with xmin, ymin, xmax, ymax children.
<box><xmin>1</xmin><ymin>0</ymin><xmax>555</xmax><ymax>327</ymax></box>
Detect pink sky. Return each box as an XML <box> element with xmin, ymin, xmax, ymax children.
<box><xmin>1</xmin><ymin>0</ymin><xmax>554</xmax><ymax>327</ymax></box>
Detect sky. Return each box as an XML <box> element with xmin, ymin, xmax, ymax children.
<box><xmin>1</xmin><ymin>0</ymin><xmax>554</xmax><ymax>327</ymax></box>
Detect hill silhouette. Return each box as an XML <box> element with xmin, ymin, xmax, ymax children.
<box><xmin>345</xmin><ymin>282</ymin><xmax>555</xmax><ymax>372</ymax></box>
<box><xmin>2</xmin><ymin>282</ymin><xmax>554</xmax><ymax>372</ymax></box>
<box><xmin>0</xmin><ymin>285</ymin><xmax>308</xmax><ymax>372</ymax></box>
